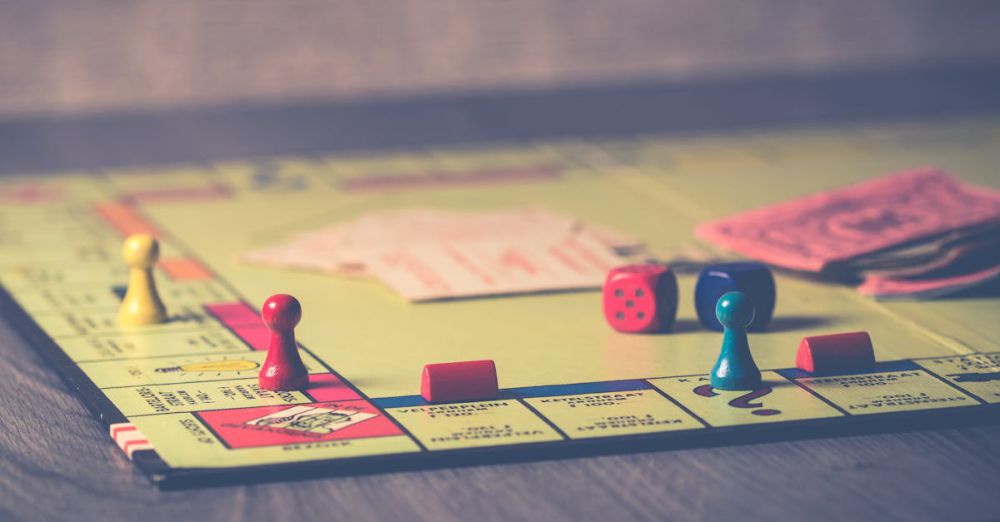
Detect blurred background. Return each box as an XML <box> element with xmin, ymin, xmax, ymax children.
<box><xmin>2</xmin><ymin>0</ymin><xmax>1000</xmax><ymax>118</ymax></box>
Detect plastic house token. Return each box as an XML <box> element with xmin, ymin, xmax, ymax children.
<box><xmin>695</xmin><ymin>262</ymin><xmax>775</xmax><ymax>332</ymax></box>
<box><xmin>709</xmin><ymin>292</ymin><xmax>762</xmax><ymax>391</ymax></box>
<box><xmin>796</xmin><ymin>331</ymin><xmax>876</xmax><ymax>375</ymax></box>
<box><xmin>258</xmin><ymin>294</ymin><xmax>309</xmax><ymax>391</ymax></box>
<box><xmin>602</xmin><ymin>264</ymin><xmax>679</xmax><ymax>333</ymax></box>
<box><xmin>421</xmin><ymin>360</ymin><xmax>498</xmax><ymax>403</ymax></box>
<box><xmin>119</xmin><ymin>233</ymin><xmax>167</xmax><ymax>326</ymax></box>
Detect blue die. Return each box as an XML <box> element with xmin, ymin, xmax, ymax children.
<box><xmin>695</xmin><ymin>262</ymin><xmax>775</xmax><ymax>332</ymax></box>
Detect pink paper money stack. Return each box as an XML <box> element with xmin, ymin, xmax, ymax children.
<box><xmin>695</xmin><ymin>168</ymin><xmax>1000</xmax><ymax>299</ymax></box>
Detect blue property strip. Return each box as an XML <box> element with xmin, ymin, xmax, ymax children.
<box><xmin>776</xmin><ymin>360</ymin><xmax>921</xmax><ymax>380</ymax></box>
<box><xmin>509</xmin><ymin>379</ymin><xmax>651</xmax><ymax>398</ymax></box>
<box><xmin>373</xmin><ymin>379</ymin><xmax>652</xmax><ymax>409</ymax></box>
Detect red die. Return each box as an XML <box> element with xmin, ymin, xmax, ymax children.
<box><xmin>602</xmin><ymin>264</ymin><xmax>678</xmax><ymax>333</ymax></box>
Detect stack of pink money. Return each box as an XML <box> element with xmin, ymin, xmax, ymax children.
<box><xmin>695</xmin><ymin>168</ymin><xmax>1000</xmax><ymax>299</ymax></box>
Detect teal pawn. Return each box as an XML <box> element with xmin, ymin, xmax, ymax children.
<box><xmin>710</xmin><ymin>291</ymin><xmax>762</xmax><ymax>391</ymax></box>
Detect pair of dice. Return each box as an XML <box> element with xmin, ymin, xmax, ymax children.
<box><xmin>602</xmin><ymin>262</ymin><xmax>776</xmax><ymax>333</ymax></box>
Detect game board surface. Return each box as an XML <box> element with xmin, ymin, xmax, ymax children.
<box><xmin>1</xmin><ymin>117</ymin><xmax>998</xmax><ymax>488</ymax></box>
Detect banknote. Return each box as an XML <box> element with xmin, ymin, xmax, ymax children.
<box><xmin>858</xmin><ymin>264</ymin><xmax>1000</xmax><ymax>299</ymax></box>
<box><xmin>856</xmin><ymin>230</ymin><xmax>999</xmax><ymax>279</ymax></box>
<box><xmin>695</xmin><ymin>168</ymin><xmax>1000</xmax><ymax>273</ymax></box>
<box><xmin>240</xmin><ymin>207</ymin><xmax>587</xmax><ymax>276</ymax></box>
<box><xmin>364</xmin><ymin>231</ymin><xmax>624</xmax><ymax>301</ymax></box>
<box><xmin>240</xmin><ymin>207</ymin><xmax>643</xmax><ymax>301</ymax></box>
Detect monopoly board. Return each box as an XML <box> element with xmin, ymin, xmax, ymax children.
<box><xmin>1</xmin><ymin>118</ymin><xmax>998</xmax><ymax>489</ymax></box>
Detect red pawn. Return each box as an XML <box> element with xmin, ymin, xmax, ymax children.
<box><xmin>258</xmin><ymin>294</ymin><xmax>309</xmax><ymax>391</ymax></box>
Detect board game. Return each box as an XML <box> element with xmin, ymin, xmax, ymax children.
<box><xmin>1</xmin><ymin>117</ymin><xmax>998</xmax><ymax>489</ymax></box>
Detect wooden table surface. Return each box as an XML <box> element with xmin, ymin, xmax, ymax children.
<box><xmin>2</xmin><ymin>67</ymin><xmax>1000</xmax><ymax>522</ymax></box>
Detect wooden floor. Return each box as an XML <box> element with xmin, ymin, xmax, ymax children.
<box><xmin>1</xmin><ymin>69</ymin><xmax>999</xmax><ymax>522</ymax></box>
<box><xmin>3</xmin><ymin>1</ymin><xmax>1000</xmax><ymax>117</ymax></box>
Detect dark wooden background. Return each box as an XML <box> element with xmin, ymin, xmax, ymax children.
<box><xmin>3</xmin><ymin>1</ymin><xmax>1000</xmax><ymax>118</ymax></box>
<box><xmin>2</xmin><ymin>2</ymin><xmax>1000</xmax><ymax>520</ymax></box>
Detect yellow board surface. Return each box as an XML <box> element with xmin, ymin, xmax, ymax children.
<box><xmin>1</xmin><ymin>118</ymin><xmax>998</xmax><ymax>476</ymax></box>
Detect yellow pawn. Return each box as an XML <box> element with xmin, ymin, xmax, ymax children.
<box><xmin>119</xmin><ymin>233</ymin><xmax>167</xmax><ymax>326</ymax></box>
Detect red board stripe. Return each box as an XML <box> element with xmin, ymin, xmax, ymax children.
<box><xmin>232</xmin><ymin>324</ymin><xmax>270</xmax><ymax>351</ymax></box>
<box><xmin>121</xmin><ymin>438</ymin><xmax>151</xmax><ymax>453</ymax></box>
<box><xmin>121</xmin><ymin>184</ymin><xmax>232</xmax><ymax>204</ymax></box>
<box><xmin>339</xmin><ymin>165</ymin><xmax>561</xmax><ymax>193</ymax></box>
<box><xmin>94</xmin><ymin>202</ymin><xmax>158</xmax><ymax>237</ymax></box>
<box><xmin>109</xmin><ymin>422</ymin><xmax>155</xmax><ymax>459</ymax></box>
<box><xmin>204</xmin><ymin>302</ymin><xmax>271</xmax><ymax>350</ymax></box>
<box><xmin>109</xmin><ymin>422</ymin><xmax>138</xmax><ymax>438</ymax></box>
<box><xmin>122</xmin><ymin>439</ymin><xmax>154</xmax><ymax>459</ymax></box>
<box><xmin>160</xmin><ymin>257</ymin><xmax>214</xmax><ymax>281</ymax></box>
<box><xmin>204</xmin><ymin>302</ymin><xmax>262</xmax><ymax>326</ymax></box>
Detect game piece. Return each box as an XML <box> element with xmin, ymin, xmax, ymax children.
<box><xmin>796</xmin><ymin>331</ymin><xmax>876</xmax><ymax>375</ymax></box>
<box><xmin>119</xmin><ymin>233</ymin><xmax>167</xmax><ymax>326</ymax></box>
<box><xmin>602</xmin><ymin>264</ymin><xmax>678</xmax><ymax>333</ymax></box>
<box><xmin>421</xmin><ymin>360</ymin><xmax>498</xmax><ymax>403</ymax></box>
<box><xmin>710</xmin><ymin>292</ymin><xmax>762</xmax><ymax>391</ymax></box>
<box><xmin>695</xmin><ymin>261</ymin><xmax>775</xmax><ymax>332</ymax></box>
<box><xmin>258</xmin><ymin>294</ymin><xmax>309</xmax><ymax>391</ymax></box>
